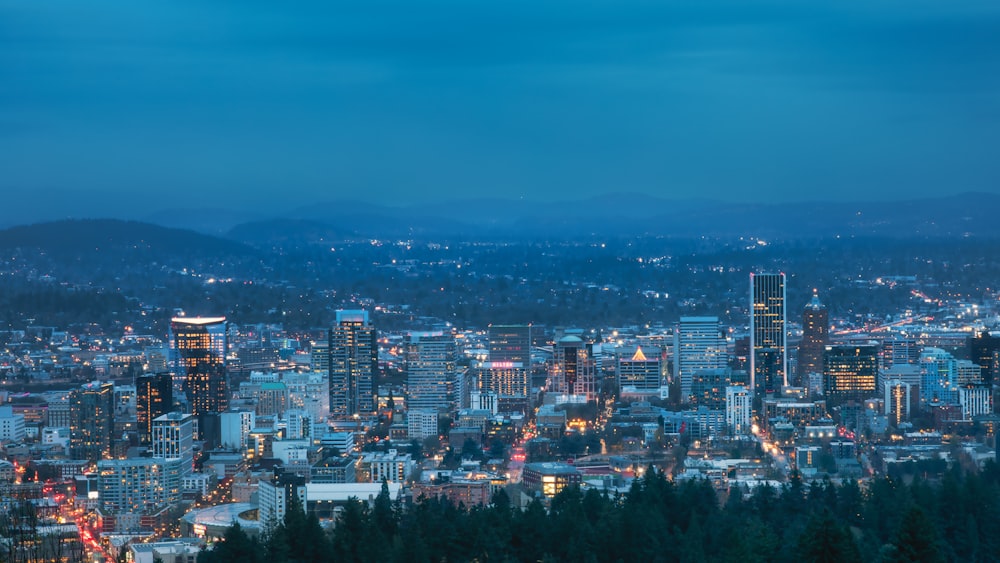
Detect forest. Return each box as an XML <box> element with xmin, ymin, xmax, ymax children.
<box><xmin>198</xmin><ymin>461</ymin><xmax>1000</xmax><ymax>563</ymax></box>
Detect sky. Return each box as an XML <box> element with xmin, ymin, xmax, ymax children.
<box><xmin>1</xmin><ymin>0</ymin><xmax>999</xmax><ymax>220</ymax></box>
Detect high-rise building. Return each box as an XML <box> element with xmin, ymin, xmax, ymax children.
<box><xmin>548</xmin><ymin>335</ymin><xmax>597</xmax><ymax>401</ymax></box>
<box><xmin>750</xmin><ymin>273</ymin><xmax>787</xmax><ymax>396</ymax></box>
<box><xmin>823</xmin><ymin>345</ymin><xmax>878</xmax><ymax>408</ymax></box>
<box><xmin>617</xmin><ymin>346</ymin><xmax>663</xmax><ymax>393</ymax></box>
<box><xmin>884</xmin><ymin>380</ymin><xmax>916</xmax><ymax>427</ymax></box>
<box><xmin>488</xmin><ymin>324</ymin><xmax>532</xmax><ymax>365</ymax></box>
<box><xmin>406</xmin><ymin>332</ymin><xmax>458</xmax><ymax>412</ymax></box>
<box><xmin>674</xmin><ymin>317</ymin><xmax>727</xmax><ymax>403</ymax></box>
<box><xmin>798</xmin><ymin>291</ymin><xmax>828</xmax><ymax>384</ymax></box>
<box><xmin>98</xmin><ymin>458</ymin><xmax>180</xmax><ymax>515</ymax></box>
<box><xmin>479</xmin><ymin>362</ymin><xmax>529</xmax><ymax>399</ymax></box>
<box><xmin>151</xmin><ymin>412</ymin><xmax>195</xmax><ymax>478</ymax></box>
<box><xmin>70</xmin><ymin>382</ymin><xmax>114</xmax><ymax>462</ymax></box>
<box><xmin>136</xmin><ymin>373</ymin><xmax>173</xmax><ymax>445</ymax></box>
<box><xmin>171</xmin><ymin>317</ymin><xmax>228</xmax><ymax>418</ymax></box>
<box><xmin>726</xmin><ymin>385</ymin><xmax>752</xmax><ymax>435</ymax></box>
<box><xmin>970</xmin><ymin>330</ymin><xmax>1000</xmax><ymax>386</ymax></box>
<box><xmin>329</xmin><ymin>310</ymin><xmax>378</xmax><ymax>418</ymax></box>
<box><xmin>919</xmin><ymin>348</ymin><xmax>982</xmax><ymax>407</ymax></box>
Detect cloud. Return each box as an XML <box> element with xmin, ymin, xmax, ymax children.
<box><xmin>1</xmin><ymin>0</ymin><xmax>998</xmax><ymax>214</ymax></box>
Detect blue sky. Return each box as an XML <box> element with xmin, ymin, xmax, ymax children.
<box><xmin>1</xmin><ymin>0</ymin><xmax>999</xmax><ymax>218</ymax></box>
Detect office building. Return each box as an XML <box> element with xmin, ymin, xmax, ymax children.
<box><xmin>329</xmin><ymin>310</ymin><xmax>378</xmax><ymax>418</ymax></box>
<box><xmin>151</xmin><ymin>412</ymin><xmax>195</xmax><ymax>478</ymax></box>
<box><xmin>488</xmin><ymin>324</ymin><xmax>532</xmax><ymax>365</ymax></box>
<box><xmin>406</xmin><ymin>332</ymin><xmax>458</xmax><ymax>412</ymax></box>
<box><xmin>479</xmin><ymin>361</ymin><xmax>529</xmax><ymax>400</ymax></box>
<box><xmin>522</xmin><ymin>462</ymin><xmax>581</xmax><ymax>498</ymax></box>
<box><xmin>97</xmin><ymin>458</ymin><xmax>181</xmax><ymax>515</ymax></box>
<box><xmin>750</xmin><ymin>273</ymin><xmax>787</xmax><ymax>396</ymax></box>
<box><xmin>970</xmin><ymin>330</ymin><xmax>1000</xmax><ymax>386</ymax></box>
<box><xmin>617</xmin><ymin>346</ymin><xmax>663</xmax><ymax>393</ymax></box>
<box><xmin>823</xmin><ymin>345</ymin><xmax>878</xmax><ymax>408</ymax></box>
<box><xmin>70</xmin><ymin>382</ymin><xmax>114</xmax><ymax>462</ymax></box>
<box><xmin>726</xmin><ymin>385</ymin><xmax>752</xmax><ymax>435</ymax></box>
<box><xmin>675</xmin><ymin>317</ymin><xmax>728</xmax><ymax>403</ymax></box>
<box><xmin>171</xmin><ymin>317</ymin><xmax>228</xmax><ymax>418</ymax></box>
<box><xmin>136</xmin><ymin>373</ymin><xmax>173</xmax><ymax>445</ymax></box>
<box><xmin>884</xmin><ymin>380</ymin><xmax>917</xmax><ymax>427</ymax></box>
<box><xmin>220</xmin><ymin>410</ymin><xmax>255</xmax><ymax>450</ymax></box>
<box><xmin>0</xmin><ymin>406</ymin><xmax>25</xmax><ymax>443</ymax></box>
<box><xmin>798</xmin><ymin>291</ymin><xmax>828</xmax><ymax>384</ymax></box>
<box><xmin>548</xmin><ymin>335</ymin><xmax>597</xmax><ymax>401</ymax></box>
<box><xmin>920</xmin><ymin>348</ymin><xmax>982</xmax><ymax>407</ymax></box>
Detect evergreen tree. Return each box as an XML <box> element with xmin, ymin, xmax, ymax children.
<box><xmin>888</xmin><ymin>506</ymin><xmax>944</xmax><ymax>563</ymax></box>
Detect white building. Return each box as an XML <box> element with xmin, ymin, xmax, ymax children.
<box><xmin>152</xmin><ymin>412</ymin><xmax>195</xmax><ymax>478</ymax></box>
<box><xmin>41</xmin><ymin>427</ymin><xmax>70</xmax><ymax>453</ymax></box>
<box><xmin>0</xmin><ymin>406</ymin><xmax>25</xmax><ymax>442</ymax></box>
<box><xmin>726</xmin><ymin>385</ymin><xmax>752</xmax><ymax>435</ymax></box>
<box><xmin>407</xmin><ymin>409</ymin><xmax>439</xmax><ymax>440</ymax></box>
<box><xmin>220</xmin><ymin>410</ymin><xmax>255</xmax><ymax>450</ymax></box>
<box><xmin>960</xmin><ymin>385</ymin><xmax>992</xmax><ymax>420</ymax></box>
<box><xmin>284</xmin><ymin>409</ymin><xmax>312</xmax><ymax>440</ymax></box>
<box><xmin>361</xmin><ymin>449</ymin><xmax>414</xmax><ymax>483</ymax></box>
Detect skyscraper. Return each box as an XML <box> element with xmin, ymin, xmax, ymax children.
<box><xmin>798</xmin><ymin>291</ymin><xmax>828</xmax><ymax>385</ymax></box>
<box><xmin>329</xmin><ymin>310</ymin><xmax>378</xmax><ymax>418</ymax></box>
<box><xmin>750</xmin><ymin>273</ymin><xmax>787</xmax><ymax>396</ymax></box>
<box><xmin>70</xmin><ymin>382</ymin><xmax>114</xmax><ymax>462</ymax></box>
<box><xmin>136</xmin><ymin>373</ymin><xmax>173</xmax><ymax>445</ymax></box>
<box><xmin>726</xmin><ymin>385</ymin><xmax>752</xmax><ymax>435</ymax></box>
<box><xmin>674</xmin><ymin>317</ymin><xmax>728</xmax><ymax>403</ymax></box>
<box><xmin>548</xmin><ymin>335</ymin><xmax>596</xmax><ymax>401</ymax></box>
<box><xmin>406</xmin><ymin>332</ymin><xmax>458</xmax><ymax>412</ymax></box>
<box><xmin>151</xmin><ymin>412</ymin><xmax>195</xmax><ymax>478</ymax></box>
<box><xmin>171</xmin><ymin>317</ymin><xmax>228</xmax><ymax>417</ymax></box>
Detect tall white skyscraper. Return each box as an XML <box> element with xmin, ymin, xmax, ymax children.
<box><xmin>675</xmin><ymin>317</ymin><xmax>728</xmax><ymax>403</ymax></box>
<box><xmin>726</xmin><ymin>385</ymin><xmax>752</xmax><ymax>435</ymax></box>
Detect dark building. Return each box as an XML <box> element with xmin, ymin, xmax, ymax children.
<box><xmin>171</xmin><ymin>317</ymin><xmax>228</xmax><ymax>426</ymax></box>
<box><xmin>488</xmin><ymin>324</ymin><xmax>532</xmax><ymax>365</ymax></box>
<box><xmin>798</xmin><ymin>291</ymin><xmax>828</xmax><ymax>385</ymax></box>
<box><xmin>70</xmin><ymin>382</ymin><xmax>114</xmax><ymax>462</ymax></box>
<box><xmin>136</xmin><ymin>373</ymin><xmax>172</xmax><ymax>445</ymax></box>
<box><xmin>329</xmin><ymin>310</ymin><xmax>378</xmax><ymax>418</ymax></box>
<box><xmin>970</xmin><ymin>330</ymin><xmax>1000</xmax><ymax>386</ymax></box>
<box><xmin>823</xmin><ymin>345</ymin><xmax>879</xmax><ymax>408</ymax></box>
<box><xmin>750</xmin><ymin>272</ymin><xmax>787</xmax><ymax>396</ymax></box>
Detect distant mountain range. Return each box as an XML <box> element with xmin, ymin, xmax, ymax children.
<box><xmin>0</xmin><ymin>192</ymin><xmax>996</xmax><ymax>245</ymax></box>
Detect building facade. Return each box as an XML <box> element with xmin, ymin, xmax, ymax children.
<box><xmin>329</xmin><ymin>310</ymin><xmax>378</xmax><ymax>418</ymax></box>
<box><xmin>750</xmin><ymin>273</ymin><xmax>787</xmax><ymax>396</ymax></box>
<box><xmin>171</xmin><ymin>317</ymin><xmax>228</xmax><ymax>418</ymax></box>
